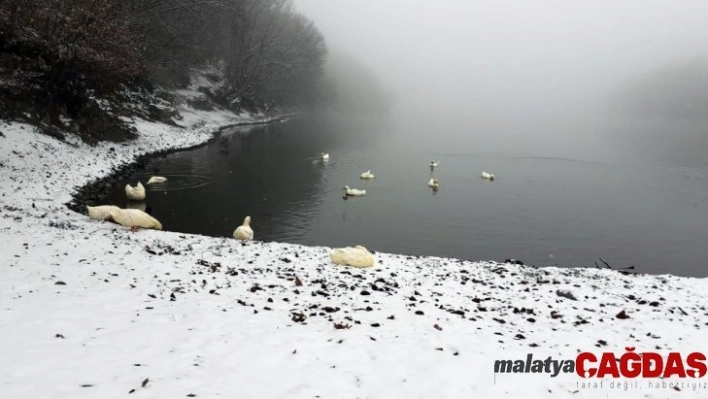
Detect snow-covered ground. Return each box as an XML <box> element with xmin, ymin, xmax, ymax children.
<box><xmin>1</xmin><ymin>105</ymin><xmax>707</xmax><ymax>398</ymax></box>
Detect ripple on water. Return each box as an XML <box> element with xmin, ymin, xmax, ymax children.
<box><xmin>139</xmin><ymin>174</ymin><xmax>213</xmax><ymax>192</ymax></box>
<box><xmin>309</xmin><ymin>151</ymin><xmax>364</xmax><ymax>167</ymax></box>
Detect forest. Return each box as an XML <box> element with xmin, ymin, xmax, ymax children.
<box><xmin>0</xmin><ymin>0</ymin><xmax>329</xmax><ymax>141</ymax></box>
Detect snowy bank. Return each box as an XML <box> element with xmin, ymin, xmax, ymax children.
<box><xmin>1</xmin><ymin>107</ymin><xmax>707</xmax><ymax>399</ymax></box>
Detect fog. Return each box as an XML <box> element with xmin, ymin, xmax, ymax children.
<box><xmin>296</xmin><ymin>1</ymin><xmax>708</xmax><ymax>164</ymax></box>
<box><xmin>297</xmin><ymin>0</ymin><xmax>707</xmax><ymax>112</ymax></box>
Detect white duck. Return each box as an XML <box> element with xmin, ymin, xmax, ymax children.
<box><xmin>233</xmin><ymin>216</ymin><xmax>254</xmax><ymax>241</ymax></box>
<box><xmin>87</xmin><ymin>205</ymin><xmax>121</xmax><ymax>221</ymax></box>
<box><xmin>321</xmin><ymin>153</ymin><xmax>330</xmax><ymax>161</ymax></box>
<box><xmin>146</xmin><ymin>176</ymin><xmax>168</xmax><ymax>184</ymax></box>
<box><xmin>330</xmin><ymin>245</ymin><xmax>375</xmax><ymax>268</ymax></box>
<box><xmin>108</xmin><ymin>208</ymin><xmax>162</xmax><ymax>230</ymax></box>
<box><xmin>481</xmin><ymin>171</ymin><xmax>495</xmax><ymax>181</ymax></box>
<box><xmin>126</xmin><ymin>201</ymin><xmax>147</xmax><ymax>212</ymax></box>
<box><xmin>344</xmin><ymin>185</ymin><xmax>366</xmax><ymax>196</ymax></box>
<box><xmin>430</xmin><ymin>160</ymin><xmax>439</xmax><ymax>169</ymax></box>
<box><xmin>125</xmin><ymin>181</ymin><xmax>146</xmax><ymax>201</ymax></box>
<box><xmin>428</xmin><ymin>178</ymin><xmax>440</xmax><ymax>189</ymax></box>
<box><xmin>360</xmin><ymin>170</ymin><xmax>375</xmax><ymax>179</ymax></box>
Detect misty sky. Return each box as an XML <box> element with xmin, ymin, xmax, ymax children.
<box><xmin>295</xmin><ymin>1</ymin><xmax>708</xmax><ymax>115</ymax></box>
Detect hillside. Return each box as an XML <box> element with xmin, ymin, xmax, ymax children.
<box><xmin>0</xmin><ymin>0</ymin><xmax>327</xmax><ymax>142</ymax></box>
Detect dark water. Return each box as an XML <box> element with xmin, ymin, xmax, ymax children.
<box><xmin>103</xmin><ymin>112</ymin><xmax>708</xmax><ymax>277</ymax></box>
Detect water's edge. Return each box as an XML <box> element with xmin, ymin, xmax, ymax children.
<box><xmin>65</xmin><ymin>112</ymin><xmax>649</xmax><ymax>278</ymax></box>
<box><xmin>66</xmin><ymin>113</ymin><xmax>300</xmax><ymax>215</ymax></box>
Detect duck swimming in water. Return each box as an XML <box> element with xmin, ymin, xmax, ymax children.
<box><xmin>481</xmin><ymin>171</ymin><xmax>495</xmax><ymax>181</ymax></box>
<box><xmin>146</xmin><ymin>176</ymin><xmax>167</xmax><ymax>184</ymax></box>
<box><xmin>125</xmin><ymin>181</ymin><xmax>146</xmax><ymax>201</ymax></box>
<box><xmin>360</xmin><ymin>170</ymin><xmax>375</xmax><ymax>179</ymax></box>
<box><xmin>344</xmin><ymin>185</ymin><xmax>366</xmax><ymax>196</ymax></box>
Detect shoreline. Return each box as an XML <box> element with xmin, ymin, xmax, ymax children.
<box><xmin>1</xmin><ymin>105</ymin><xmax>707</xmax><ymax>398</ymax></box>
<box><xmin>66</xmin><ymin>111</ymin><xmax>302</xmax><ymax>214</ymax></box>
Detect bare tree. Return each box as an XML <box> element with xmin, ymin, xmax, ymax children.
<box><xmin>0</xmin><ymin>0</ymin><xmax>330</xmax><ymax>137</ymax></box>
<box><xmin>219</xmin><ymin>0</ymin><xmax>327</xmax><ymax>111</ymax></box>
<box><xmin>126</xmin><ymin>0</ymin><xmax>229</xmax><ymax>82</ymax></box>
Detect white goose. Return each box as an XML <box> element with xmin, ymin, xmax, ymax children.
<box><xmin>87</xmin><ymin>205</ymin><xmax>121</xmax><ymax>220</ymax></box>
<box><xmin>233</xmin><ymin>216</ymin><xmax>254</xmax><ymax>241</ymax></box>
<box><xmin>146</xmin><ymin>176</ymin><xmax>168</xmax><ymax>184</ymax></box>
<box><xmin>108</xmin><ymin>208</ymin><xmax>162</xmax><ymax>230</ymax></box>
<box><xmin>360</xmin><ymin>170</ymin><xmax>375</xmax><ymax>179</ymax></box>
<box><xmin>428</xmin><ymin>178</ymin><xmax>440</xmax><ymax>189</ymax></box>
<box><xmin>481</xmin><ymin>171</ymin><xmax>495</xmax><ymax>180</ymax></box>
<box><xmin>330</xmin><ymin>245</ymin><xmax>375</xmax><ymax>268</ymax></box>
<box><xmin>430</xmin><ymin>160</ymin><xmax>439</xmax><ymax>169</ymax></box>
<box><xmin>125</xmin><ymin>181</ymin><xmax>146</xmax><ymax>201</ymax></box>
<box><xmin>321</xmin><ymin>153</ymin><xmax>330</xmax><ymax>161</ymax></box>
<box><xmin>344</xmin><ymin>185</ymin><xmax>366</xmax><ymax>196</ymax></box>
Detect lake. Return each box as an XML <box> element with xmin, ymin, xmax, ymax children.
<box><xmin>101</xmin><ymin>110</ymin><xmax>708</xmax><ymax>277</ymax></box>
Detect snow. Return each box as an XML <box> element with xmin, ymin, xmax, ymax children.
<box><xmin>1</xmin><ymin>105</ymin><xmax>707</xmax><ymax>398</ymax></box>
<box><xmin>58</xmin><ymin>115</ymin><xmax>73</xmax><ymax>127</ymax></box>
